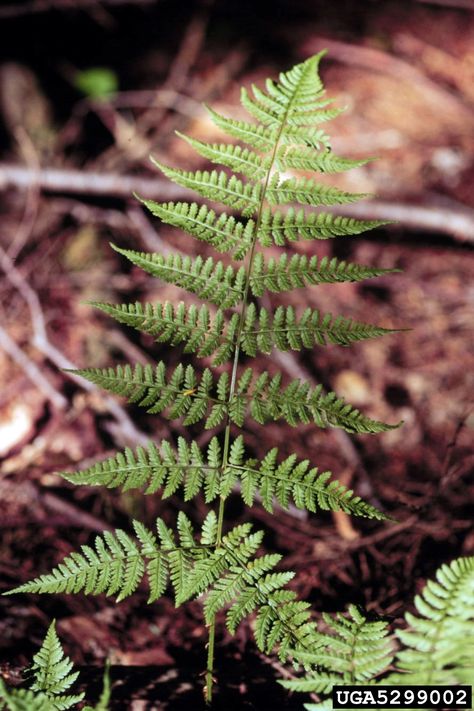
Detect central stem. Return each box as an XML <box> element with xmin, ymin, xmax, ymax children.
<box><xmin>204</xmin><ymin>110</ymin><xmax>291</xmax><ymax>704</ymax></box>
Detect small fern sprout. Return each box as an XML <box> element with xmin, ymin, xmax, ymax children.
<box><xmin>5</xmin><ymin>53</ymin><xmax>402</xmax><ymax>704</ymax></box>
<box><xmin>0</xmin><ymin>621</ymin><xmax>85</xmax><ymax>710</ymax></box>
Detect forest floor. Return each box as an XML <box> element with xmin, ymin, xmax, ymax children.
<box><xmin>0</xmin><ymin>1</ymin><xmax>473</xmax><ymax>708</ymax></box>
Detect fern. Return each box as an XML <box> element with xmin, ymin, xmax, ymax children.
<box><xmin>387</xmin><ymin>556</ymin><xmax>474</xmax><ymax>685</ymax></box>
<box><xmin>6</xmin><ymin>53</ymin><xmax>403</xmax><ymax>704</ymax></box>
<box><xmin>280</xmin><ymin>557</ymin><xmax>474</xmax><ymax>710</ymax></box>
<box><xmin>92</xmin><ymin>301</ymin><xmax>398</xmax><ymax>366</ymax></box>
<box><xmin>281</xmin><ymin>605</ymin><xmax>393</xmax><ymax>705</ymax></box>
<box><xmin>0</xmin><ymin>622</ymin><xmax>85</xmax><ymax>711</ymax></box>
<box><xmin>70</xmin><ymin>362</ymin><xmax>396</xmax><ymax>432</ymax></box>
<box><xmin>58</xmin><ymin>435</ymin><xmax>385</xmax><ymax>519</ymax></box>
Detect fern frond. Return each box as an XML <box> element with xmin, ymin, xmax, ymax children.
<box><xmin>151</xmin><ymin>160</ymin><xmax>261</xmax><ymax>217</ymax></box>
<box><xmin>387</xmin><ymin>556</ymin><xmax>474</xmax><ymax>685</ymax></box>
<box><xmin>93</xmin><ymin>300</ymin><xmax>396</xmax><ymax>365</ymax></box>
<box><xmin>240</xmin><ymin>304</ymin><xmax>397</xmax><ymax>354</ymax></box>
<box><xmin>6</xmin><ymin>527</ymin><xmax>148</xmax><ymax>601</ymax></box>
<box><xmin>6</xmin><ymin>52</ymin><xmax>406</xmax><ymax>705</ymax></box>
<box><xmin>111</xmin><ymin>245</ymin><xmax>245</xmax><ymax>308</ymax></box>
<box><xmin>250</xmin><ymin>253</ymin><xmax>399</xmax><ymax>295</ymax></box>
<box><xmin>176</xmin><ymin>132</ymin><xmax>270</xmax><ymax>180</ymax></box>
<box><xmin>257</xmin><ymin>207</ymin><xmax>389</xmax><ymax>247</ymax></box>
<box><xmin>0</xmin><ymin>683</ymin><xmax>55</xmax><ymax>711</ymax></box>
<box><xmin>71</xmin><ymin>362</ymin><xmax>398</xmax><ymax>433</ymax></box>
<box><xmin>6</xmin><ymin>515</ymin><xmax>217</xmax><ymax>606</ymax></box>
<box><xmin>266</xmin><ymin>174</ymin><xmax>369</xmax><ymax>208</ymax></box>
<box><xmin>60</xmin><ymin>435</ymin><xmax>385</xmax><ymax>520</ymax></box>
<box><xmin>29</xmin><ymin>622</ymin><xmax>80</xmax><ymax>701</ymax></box>
<box><xmin>228</xmin><ymin>436</ymin><xmax>386</xmax><ymax>519</ymax></box>
<box><xmin>178</xmin><ymin>525</ymin><xmax>263</xmax><ymax>604</ymax></box>
<box><xmin>138</xmin><ymin>201</ymin><xmax>252</xmax><ymax>259</ymax></box>
<box><xmin>0</xmin><ymin>623</ymin><xmax>84</xmax><ymax>711</ymax></box>
<box><xmin>205</xmin><ymin>105</ymin><xmax>277</xmax><ymax>151</ymax></box>
<box><xmin>92</xmin><ymin>301</ymin><xmax>238</xmax><ymax>366</ymax></box>
<box><xmin>230</xmin><ymin>368</ymin><xmax>398</xmax><ymax>433</ymax></box>
<box><xmin>276</xmin><ymin>145</ymin><xmax>370</xmax><ymax>174</ymax></box>
<box><xmin>280</xmin><ymin>605</ymin><xmax>393</xmax><ymax>695</ymax></box>
<box><xmin>175</xmin><ymin>523</ymin><xmax>322</xmax><ymax>660</ymax></box>
<box><xmin>241</xmin><ymin>85</ymin><xmax>342</xmax><ymax>129</ymax></box>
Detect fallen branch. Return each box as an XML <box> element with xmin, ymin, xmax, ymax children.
<box><xmin>0</xmin><ymin>244</ymin><xmax>152</xmax><ymax>447</ymax></box>
<box><xmin>2</xmin><ymin>163</ymin><xmax>473</xmax><ymax>243</ymax></box>
<box><xmin>0</xmin><ymin>162</ymin><xmax>191</xmax><ymax>201</ymax></box>
<box><xmin>333</xmin><ymin>200</ymin><xmax>474</xmax><ymax>244</ymax></box>
<box><xmin>0</xmin><ymin>324</ymin><xmax>67</xmax><ymax>411</ymax></box>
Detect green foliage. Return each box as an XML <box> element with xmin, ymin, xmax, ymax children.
<box><xmin>387</xmin><ymin>556</ymin><xmax>474</xmax><ymax>685</ymax></box>
<box><xmin>280</xmin><ymin>557</ymin><xmax>474</xmax><ymax>710</ymax></box>
<box><xmin>92</xmin><ymin>300</ymin><xmax>398</xmax><ymax>366</ymax></box>
<box><xmin>6</xmin><ymin>52</ymin><xmax>404</xmax><ymax>701</ymax></box>
<box><xmin>281</xmin><ymin>605</ymin><xmax>392</xmax><ymax>704</ymax></box>
<box><xmin>0</xmin><ymin>622</ymin><xmax>84</xmax><ymax>711</ymax></box>
<box><xmin>74</xmin><ymin>68</ymin><xmax>118</xmax><ymax>99</ymax></box>
<box><xmin>69</xmin><ymin>362</ymin><xmax>397</xmax><ymax>432</ymax></box>
<box><xmin>58</xmin><ymin>435</ymin><xmax>386</xmax><ymax>520</ymax></box>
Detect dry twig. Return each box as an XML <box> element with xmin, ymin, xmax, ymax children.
<box><xmin>2</xmin><ymin>163</ymin><xmax>474</xmax><ymax>242</ymax></box>
<box><xmin>0</xmin><ymin>244</ymin><xmax>152</xmax><ymax>446</ymax></box>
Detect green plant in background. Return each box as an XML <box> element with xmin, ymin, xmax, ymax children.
<box><xmin>0</xmin><ymin>622</ymin><xmax>111</xmax><ymax>711</ymax></box>
<box><xmin>281</xmin><ymin>556</ymin><xmax>474</xmax><ymax>710</ymax></box>
<box><xmin>5</xmin><ymin>53</ymin><xmax>403</xmax><ymax>704</ymax></box>
<box><xmin>74</xmin><ymin>68</ymin><xmax>118</xmax><ymax>100</ymax></box>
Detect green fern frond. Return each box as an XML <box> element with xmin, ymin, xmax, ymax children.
<box><xmin>176</xmin><ymin>132</ymin><xmax>270</xmax><ymax>180</ymax></box>
<box><xmin>7</xmin><ymin>52</ymin><xmax>406</xmax><ymax>705</ymax></box>
<box><xmin>138</xmin><ymin>200</ymin><xmax>252</xmax><ymax>259</ymax></box>
<box><xmin>387</xmin><ymin>556</ymin><xmax>474</xmax><ymax>685</ymax></box>
<box><xmin>205</xmin><ymin>105</ymin><xmax>277</xmax><ymax>151</ymax></box>
<box><xmin>111</xmin><ymin>245</ymin><xmax>246</xmax><ymax>308</ymax></box>
<box><xmin>71</xmin><ymin>362</ymin><xmax>398</xmax><ymax>433</ymax></box>
<box><xmin>240</xmin><ymin>304</ymin><xmax>397</xmax><ymax>354</ymax></box>
<box><xmin>29</xmin><ymin>622</ymin><xmax>81</xmax><ymax>701</ymax></box>
<box><xmin>0</xmin><ymin>683</ymin><xmax>54</xmax><ymax>711</ymax></box>
<box><xmin>257</xmin><ymin>207</ymin><xmax>389</xmax><ymax>247</ymax></box>
<box><xmin>6</xmin><ymin>514</ymin><xmax>214</xmax><ymax>605</ymax></box>
<box><xmin>276</xmin><ymin>145</ymin><xmax>371</xmax><ymax>174</ymax></box>
<box><xmin>6</xmin><ymin>527</ymin><xmax>148</xmax><ymax>601</ymax></box>
<box><xmin>280</xmin><ymin>605</ymin><xmax>393</xmax><ymax>696</ymax></box>
<box><xmin>266</xmin><ymin>174</ymin><xmax>369</xmax><ymax>208</ymax></box>
<box><xmin>92</xmin><ymin>300</ymin><xmax>397</xmax><ymax>365</ymax></box>
<box><xmin>92</xmin><ymin>301</ymin><xmax>238</xmax><ymax>366</ymax></box>
<box><xmin>151</xmin><ymin>160</ymin><xmax>261</xmax><ymax>217</ymax></box>
<box><xmin>250</xmin><ymin>253</ymin><xmax>399</xmax><ymax>295</ymax></box>
<box><xmin>59</xmin><ymin>435</ymin><xmax>385</xmax><ymax>521</ymax></box>
<box><xmin>228</xmin><ymin>437</ymin><xmax>386</xmax><ymax>519</ymax></box>
<box><xmin>0</xmin><ymin>623</ymin><xmax>84</xmax><ymax>711</ymax></box>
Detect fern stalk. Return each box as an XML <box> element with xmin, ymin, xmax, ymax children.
<box><xmin>205</xmin><ymin>55</ymin><xmax>302</xmax><ymax>704</ymax></box>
